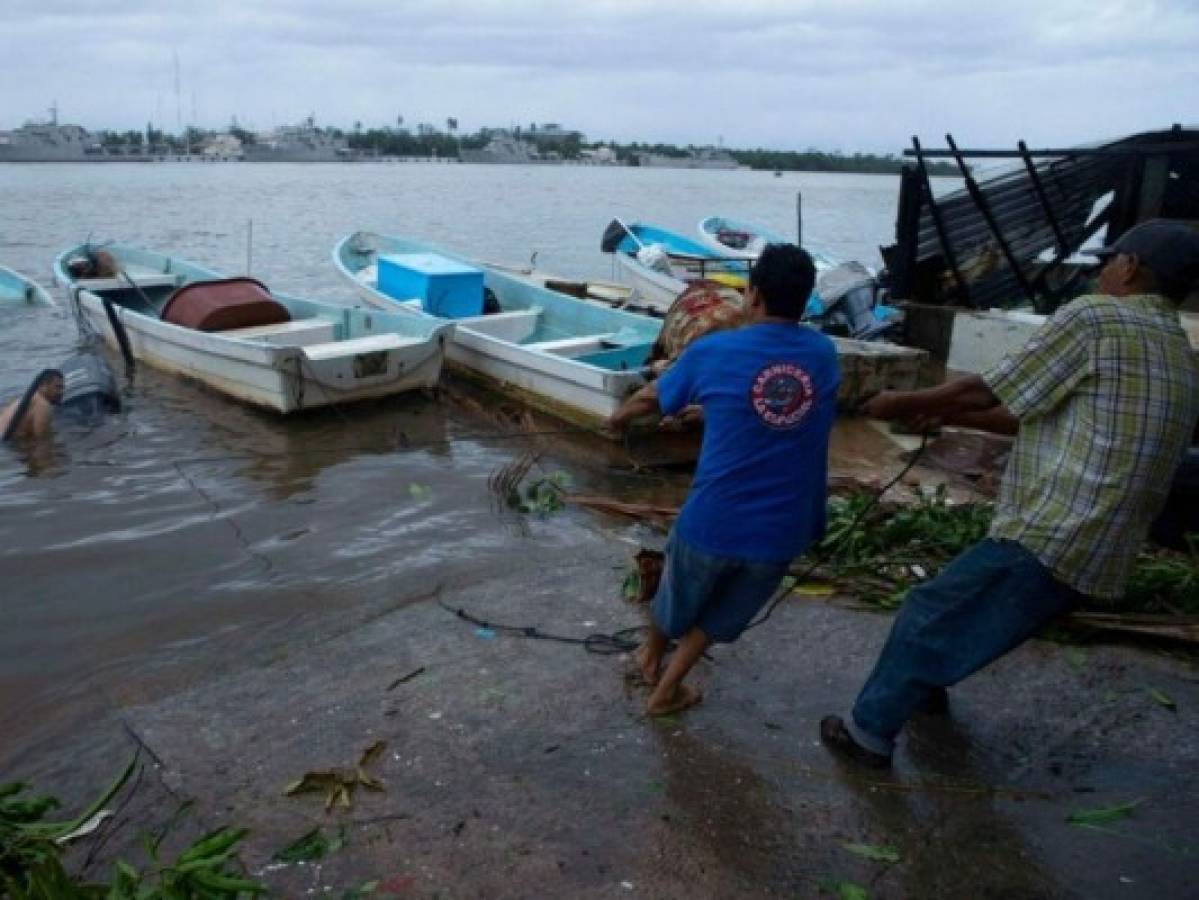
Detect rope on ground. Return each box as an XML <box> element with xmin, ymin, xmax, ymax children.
<box><xmin>438</xmin><ymin>431</ymin><xmax>932</xmax><ymax>652</ymax></box>
<box><xmin>437</xmin><ymin>599</ymin><xmax>643</xmax><ymax>655</ymax></box>
<box><xmin>744</xmin><ymin>431</ymin><xmax>930</xmax><ymax>632</ymax></box>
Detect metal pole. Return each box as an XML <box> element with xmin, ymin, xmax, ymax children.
<box><xmin>945</xmin><ymin>133</ymin><xmax>1036</xmax><ymax>305</ymax></box>
<box><xmin>795</xmin><ymin>192</ymin><xmax>803</xmax><ymax>247</ymax></box>
<box><xmin>911</xmin><ymin>136</ymin><xmax>971</xmax><ymax>306</ymax></box>
<box><xmin>246</xmin><ymin>219</ymin><xmax>253</xmax><ymax>275</ymax></box>
<box><xmin>1017</xmin><ymin>140</ymin><xmax>1068</xmax><ymax>253</ymax></box>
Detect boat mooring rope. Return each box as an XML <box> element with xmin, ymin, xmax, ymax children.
<box><xmin>441</xmin><ymin>431</ymin><xmax>932</xmax><ymax>652</ymax></box>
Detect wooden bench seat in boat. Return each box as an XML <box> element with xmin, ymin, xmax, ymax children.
<box><xmin>223</xmin><ymin>319</ymin><xmax>339</xmax><ymax>346</ymax></box>
<box><xmin>301</xmin><ymin>333</ymin><xmax>423</xmax><ymax>361</ymax></box>
<box><xmin>524</xmin><ymin>334</ymin><xmax>619</xmax><ymax>356</ymax></box>
<box><xmin>458</xmin><ymin>308</ymin><xmax>541</xmax><ymax>342</ymax></box>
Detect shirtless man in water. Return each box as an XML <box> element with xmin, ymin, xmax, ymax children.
<box><xmin>608</xmin><ymin>244</ymin><xmax>839</xmax><ymax>715</ymax></box>
<box><xmin>0</xmin><ymin>370</ymin><xmax>64</xmax><ymax>442</ymax></box>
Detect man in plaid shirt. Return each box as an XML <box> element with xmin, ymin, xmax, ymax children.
<box><xmin>821</xmin><ymin>219</ymin><xmax>1199</xmax><ymax>768</ymax></box>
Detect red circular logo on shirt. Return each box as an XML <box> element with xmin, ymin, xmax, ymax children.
<box><xmin>750</xmin><ymin>363</ymin><xmax>813</xmax><ymax>429</ymax></box>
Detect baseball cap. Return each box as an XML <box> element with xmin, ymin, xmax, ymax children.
<box><xmin>1089</xmin><ymin>219</ymin><xmax>1199</xmax><ymax>292</ymax></box>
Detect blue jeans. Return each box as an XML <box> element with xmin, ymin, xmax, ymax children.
<box><xmin>849</xmin><ymin>539</ymin><xmax>1083</xmax><ymax>756</ymax></box>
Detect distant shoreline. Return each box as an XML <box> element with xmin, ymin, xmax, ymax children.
<box><xmin>0</xmin><ymin>157</ymin><xmax>959</xmax><ymax>176</ymax></box>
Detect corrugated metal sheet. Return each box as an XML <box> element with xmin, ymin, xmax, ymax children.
<box><xmin>887</xmin><ymin>126</ymin><xmax>1199</xmax><ymax>310</ymax></box>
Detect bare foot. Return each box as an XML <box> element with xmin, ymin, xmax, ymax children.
<box><xmin>635</xmin><ymin>643</ymin><xmax>663</xmax><ymax>687</ymax></box>
<box><xmin>646</xmin><ymin>683</ymin><xmax>703</xmax><ymax>716</ymax></box>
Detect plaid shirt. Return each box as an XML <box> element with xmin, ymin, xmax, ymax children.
<box><xmin>984</xmin><ymin>294</ymin><xmax>1199</xmax><ymax>599</ymax></box>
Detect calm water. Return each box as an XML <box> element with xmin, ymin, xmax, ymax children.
<box><xmin>0</xmin><ymin>163</ymin><xmax>902</xmax><ymax>760</ymax></box>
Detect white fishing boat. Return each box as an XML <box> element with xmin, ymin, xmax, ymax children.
<box><xmin>0</xmin><ymin>265</ymin><xmax>55</xmax><ymax>306</ymax></box>
<box><xmin>332</xmin><ymin>232</ymin><xmax>662</xmax><ymax>430</ymax></box>
<box><xmin>600</xmin><ymin>219</ymin><xmax>751</xmax><ymax>311</ymax></box>
<box><xmin>696</xmin><ymin>215</ymin><xmax>840</xmax><ymax>270</ymax></box>
<box><xmin>52</xmin><ymin>243</ymin><xmax>452</xmax><ymax>414</ymax></box>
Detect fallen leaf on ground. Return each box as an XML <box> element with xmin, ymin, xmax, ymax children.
<box><xmin>1067</xmin><ymin>798</ymin><xmax>1145</xmax><ymax>826</ymax></box>
<box><xmin>793</xmin><ymin>582</ymin><xmax>835</xmax><ymax>597</ymax></box>
<box><xmin>274</xmin><ymin>826</ymin><xmax>346</xmax><ymax>862</ymax></box>
<box><xmin>819</xmin><ymin>878</ymin><xmax>870</xmax><ymax>899</ymax></box>
<box><xmin>841</xmin><ymin>842</ymin><xmax>901</xmax><ymax>863</ymax></box>
<box><xmin>1147</xmin><ymin>688</ymin><xmax>1177</xmax><ymax>711</ymax></box>
<box><xmin>285</xmin><ymin>741</ymin><xmax>388</xmax><ymax>811</ymax></box>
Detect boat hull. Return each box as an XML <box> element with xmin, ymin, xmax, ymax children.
<box><xmin>54</xmin><ymin>245</ymin><xmax>450</xmax><ymax>414</ymax></box>
<box><xmin>613</xmin><ymin>254</ymin><xmax>686</xmax><ymax>310</ymax></box>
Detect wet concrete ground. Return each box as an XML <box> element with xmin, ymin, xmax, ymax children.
<box><xmin>9</xmin><ymin>509</ymin><xmax>1198</xmax><ymax>899</ymax></box>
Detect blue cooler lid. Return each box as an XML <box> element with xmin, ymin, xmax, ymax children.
<box><xmin>380</xmin><ymin>253</ymin><xmax>480</xmax><ymax>277</ymax></box>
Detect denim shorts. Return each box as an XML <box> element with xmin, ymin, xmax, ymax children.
<box><xmin>651</xmin><ymin>529</ymin><xmax>791</xmax><ymax>643</ymax></box>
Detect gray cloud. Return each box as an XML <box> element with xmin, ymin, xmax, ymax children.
<box><xmin>1</xmin><ymin>1</ymin><xmax>1196</xmax><ymax>151</ymax></box>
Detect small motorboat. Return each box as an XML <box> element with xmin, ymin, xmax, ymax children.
<box><xmin>696</xmin><ymin>215</ymin><xmax>840</xmax><ymax>270</ymax></box>
<box><xmin>333</xmin><ymin>231</ymin><xmax>662</xmax><ymax>431</ymax></box>
<box><xmin>0</xmin><ymin>265</ymin><xmax>55</xmax><ymax>306</ymax></box>
<box><xmin>600</xmin><ymin>219</ymin><xmax>750</xmax><ymax>310</ymax></box>
<box><xmin>53</xmin><ymin>243</ymin><xmax>452</xmax><ymax>414</ymax></box>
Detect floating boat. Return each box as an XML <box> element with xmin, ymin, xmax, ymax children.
<box><xmin>0</xmin><ymin>265</ymin><xmax>55</xmax><ymax>306</ymax></box>
<box><xmin>52</xmin><ymin>243</ymin><xmax>452</xmax><ymax>414</ymax></box>
<box><xmin>332</xmin><ymin>231</ymin><xmax>662</xmax><ymax>430</ymax></box>
<box><xmin>696</xmin><ymin>215</ymin><xmax>841</xmax><ymax>271</ymax></box>
<box><xmin>600</xmin><ymin>219</ymin><xmax>750</xmax><ymax>310</ymax></box>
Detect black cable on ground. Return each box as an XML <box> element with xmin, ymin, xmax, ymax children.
<box><xmin>437</xmin><ymin>599</ymin><xmax>643</xmax><ymax>655</ymax></box>
<box><xmin>439</xmin><ymin>430</ymin><xmax>932</xmax><ymax>652</ymax></box>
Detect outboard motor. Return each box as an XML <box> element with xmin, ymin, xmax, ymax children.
<box><xmin>58</xmin><ymin>352</ymin><xmax>120</xmax><ymax>424</ymax></box>
<box><xmin>810</xmin><ymin>261</ymin><xmax>902</xmax><ymax>341</ymax></box>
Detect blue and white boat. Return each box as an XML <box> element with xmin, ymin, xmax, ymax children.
<box><xmin>333</xmin><ymin>231</ymin><xmax>662</xmax><ymax>430</ymax></box>
<box><xmin>0</xmin><ymin>265</ymin><xmax>55</xmax><ymax>306</ymax></box>
<box><xmin>600</xmin><ymin>219</ymin><xmax>750</xmax><ymax>310</ymax></box>
<box><xmin>697</xmin><ymin>215</ymin><xmax>841</xmax><ymax>270</ymax></box>
<box><xmin>53</xmin><ymin>243</ymin><xmax>451</xmax><ymax>414</ymax></box>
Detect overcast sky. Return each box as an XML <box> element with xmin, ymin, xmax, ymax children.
<box><xmin>1</xmin><ymin>0</ymin><xmax>1196</xmax><ymax>153</ymax></box>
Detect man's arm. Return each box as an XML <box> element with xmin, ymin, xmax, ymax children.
<box><xmin>861</xmin><ymin>374</ymin><xmax>1001</xmax><ymax>423</ymax></box>
<box><xmin>608</xmin><ymin>381</ymin><xmax>660</xmax><ymax>433</ymax></box>
<box><xmin>941</xmin><ymin>405</ymin><xmax>1020</xmax><ymax>436</ymax></box>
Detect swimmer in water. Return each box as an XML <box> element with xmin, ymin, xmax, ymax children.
<box><xmin>0</xmin><ymin>369</ymin><xmax>65</xmax><ymax>441</ymax></box>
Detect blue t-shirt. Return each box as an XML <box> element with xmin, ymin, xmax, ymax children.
<box><xmin>657</xmin><ymin>322</ymin><xmax>839</xmax><ymax>562</ymax></box>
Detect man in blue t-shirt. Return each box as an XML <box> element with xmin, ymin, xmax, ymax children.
<box><xmin>609</xmin><ymin>244</ymin><xmax>839</xmax><ymax>715</ymax></box>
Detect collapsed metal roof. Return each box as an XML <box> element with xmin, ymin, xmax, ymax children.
<box><xmin>883</xmin><ymin>125</ymin><xmax>1199</xmax><ymax>311</ymax></box>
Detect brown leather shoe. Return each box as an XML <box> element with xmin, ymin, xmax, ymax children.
<box><xmin>819</xmin><ymin>715</ymin><xmax>891</xmax><ymax>769</ymax></box>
